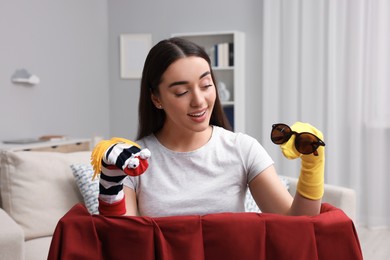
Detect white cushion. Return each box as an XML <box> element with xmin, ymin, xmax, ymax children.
<box><xmin>25</xmin><ymin>236</ymin><xmax>52</xmax><ymax>260</ymax></box>
<box><xmin>0</xmin><ymin>151</ymin><xmax>90</xmax><ymax>240</ymax></box>
<box><xmin>0</xmin><ymin>208</ymin><xmax>25</xmax><ymax>259</ymax></box>
<box><xmin>70</xmin><ymin>164</ymin><xmax>99</xmax><ymax>214</ymax></box>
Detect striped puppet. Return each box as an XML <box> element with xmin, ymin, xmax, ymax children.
<box><xmin>91</xmin><ymin>137</ymin><xmax>151</xmax><ymax>215</ymax></box>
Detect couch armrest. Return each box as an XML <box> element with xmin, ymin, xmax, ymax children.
<box><xmin>0</xmin><ymin>208</ymin><xmax>25</xmax><ymax>260</ymax></box>
<box><xmin>283</xmin><ymin>176</ymin><xmax>356</xmax><ymax>221</ymax></box>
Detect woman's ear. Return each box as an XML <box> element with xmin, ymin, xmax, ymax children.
<box><xmin>151</xmin><ymin>93</ymin><xmax>163</xmax><ymax>109</ymax></box>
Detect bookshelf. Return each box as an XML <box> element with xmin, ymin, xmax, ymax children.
<box><xmin>171</xmin><ymin>31</ymin><xmax>245</xmax><ymax>133</ymax></box>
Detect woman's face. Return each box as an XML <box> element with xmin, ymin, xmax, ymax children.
<box><xmin>152</xmin><ymin>56</ymin><xmax>216</xmax><ymax>134</ymax></box>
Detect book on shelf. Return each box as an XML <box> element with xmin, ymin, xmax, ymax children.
<box><xmin>228</xmin><ymin>42</ymin><xmax>234</xmax><ymax>66</ymax></box>
<box><xmin>223</xmin><ymin>106</ymin><xmax>235</xmax><ymax>130</ymax></box>
<box><xmin>209</xmin><ymin>42</ymin><xmax>234</xmax><ymax>68</ymax></box>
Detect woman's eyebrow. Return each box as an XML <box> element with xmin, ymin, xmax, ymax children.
<box><xmin>199</xmin><ymin>71</ymin><xmax>211</xmax><ymax>79</ymax></box>
<box><xmin>168</xmin><ymin>71</ymin><xmax>211</xmax><ymax>88</ymax></box>
<box><xmin>168</xmin><ymin>80</ymin><xmax>188</xmax><ymax>88</ymax></box>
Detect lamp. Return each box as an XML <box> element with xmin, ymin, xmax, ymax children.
<box><xmin>11</xmin><ymin>69</ymin><xmax>40</xmax><ymax>85</ymax></box>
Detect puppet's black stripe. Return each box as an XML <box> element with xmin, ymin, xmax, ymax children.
<box><xmin>115</xmin><ymin>146</ymin><xmax>141</xmax><ymax>169</ymax></box>
<box><xmin>99</xmin><ymin>183</ymin><xmax>123</xmax><ymax>195</ymax></box>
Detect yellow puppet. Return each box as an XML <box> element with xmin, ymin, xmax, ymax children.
<box><xmin>271</xmin><ymin>122</ymin><xmax>325</xmax><ymax>200</ymax></box>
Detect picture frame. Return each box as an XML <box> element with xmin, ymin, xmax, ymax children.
<box><xmin>120</xmin><ymin>34</ymin><xmax>152</xmax><ymax>79</ymax></box>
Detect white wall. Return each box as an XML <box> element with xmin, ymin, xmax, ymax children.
<box><xmin>0</xmin><ymin>0</ymin><xmax>265</xmax><ymax>144</ymax></box>
<box><xmin>0</xmin><ymin>0</ymin><xmax>110</xmax><ymax>141</ymax></box>
<box><xmin>108</xmin><ymin>0</ymin><xmax>265</xmax><ymax>141</ymax></box>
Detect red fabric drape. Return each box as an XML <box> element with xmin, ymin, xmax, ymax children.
<box><xmin>48</xmin><ymin>203</ymin><xmax>362</xmax><ymax>260</ymax></box>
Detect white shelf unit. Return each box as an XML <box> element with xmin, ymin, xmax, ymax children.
<box><xmin>171</xmin><ymin>31</ymin><xmax>245</xmax><ymax>133</ymax></box>
<box><xmin>0</xmin><ymin>138</ymin><xmax>91</xmax><ymax>152</ymax></box>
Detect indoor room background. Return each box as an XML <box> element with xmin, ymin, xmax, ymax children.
<box><xmin>1</xmin><ymin>0</ymin><xmax>389</xmax><ymax>231</ymax></box>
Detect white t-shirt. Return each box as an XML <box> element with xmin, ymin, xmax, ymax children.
<box><xmin>123</xmin><ymin>126</ymin><xmax>274</xmax><ymax>217</ymax></box>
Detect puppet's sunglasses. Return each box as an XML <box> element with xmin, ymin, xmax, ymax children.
<box><xmin>270</xmin><ymin>123</ymin><xmax>326</xmax><ymax>156</ymax></box>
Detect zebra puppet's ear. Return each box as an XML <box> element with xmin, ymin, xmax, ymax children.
<box><xmin>90</xmin><ymin>137</ymin><xmax>150</xmax><ymax>179</ymax></box>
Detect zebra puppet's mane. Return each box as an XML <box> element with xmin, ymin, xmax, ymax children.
<box><xmin>91</xmin><ymin>137</ymin><xmax>140</xmax><ymax>180</ymax></box>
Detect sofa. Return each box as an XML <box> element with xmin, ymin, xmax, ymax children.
<box><xmin>0</xmin><ymin>150</ymin><xmax>357</xmax><ymax>260</ymax></box>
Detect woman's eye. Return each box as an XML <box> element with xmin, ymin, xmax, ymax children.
<box><xmin>175</xmin><ymin>91</ymin><xmax>188</xmax><ymax>97</ymax></box>
<box><xmin>203</xmin><ymin>84</ymin><xmax>213</xmax><ymax>89</ymax></box>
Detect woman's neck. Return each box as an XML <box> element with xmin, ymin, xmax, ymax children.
<box><xmin>155</xmin><ymin>125</ymin><xmax>213</xmax><ymax>152</ymax></box>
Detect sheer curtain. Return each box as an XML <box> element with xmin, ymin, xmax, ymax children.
<box><xmin>260</xmin><ymin>0</ymin><xmax>390</xmax><ymax>228</ymax></box>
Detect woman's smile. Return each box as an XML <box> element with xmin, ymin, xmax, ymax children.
<box><xmin>188</xmin><ymin>109</ymin><xmax>208</xmax><ymax>122</ymax></box>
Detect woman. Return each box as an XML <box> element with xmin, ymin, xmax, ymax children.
<box><xmin>96</xmin><ymin>37</ymin><xmax>325</xmax><ymax>217</ymax></box>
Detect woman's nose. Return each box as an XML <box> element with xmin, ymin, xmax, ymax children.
<box><xmin>190</xmin><ymin>87</ymin><xmax>204</xmax><ymax>107</ymax></box>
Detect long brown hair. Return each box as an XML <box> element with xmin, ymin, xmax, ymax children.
<box><xmin>137</xmin><ymin>37</ymin><xmax>232</xmax><ymax>140</ymax></box>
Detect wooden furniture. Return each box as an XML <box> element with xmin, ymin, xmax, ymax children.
<box><xmin>0</xmin><ymin>138</ymin><xmax>91</xmax><ymax>153</ymax></box>
<box><xmin>172</xmin><ymin>31</ymin><xmax>245</xmax><ymax>133</ymax></box>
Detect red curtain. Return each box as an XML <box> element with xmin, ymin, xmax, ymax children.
<box><xmin>48</xmin><ymin>203</ymin><xmax>362</xmax><ymax>260</ymax></box>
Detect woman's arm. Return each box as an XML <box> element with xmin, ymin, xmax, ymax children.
<box><xmin>249</xmin><ymin>165</ymin><xmax>321</xmax><ymax>216</ymax></box>
<box><xmin>124</xmin><ymin>186</ymin><xmax>139</xmax><ymax>216</ymax></box>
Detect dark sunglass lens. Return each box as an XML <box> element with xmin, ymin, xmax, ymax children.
<box><xmin>271</xmin><ymin>124</ymin><xmax>291</xmax><ymax>144</ymax></box>
<box><xmin>295</xmin><ymin>133</ymin><xmax>319</xmax><ymax>154</ymax></box>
